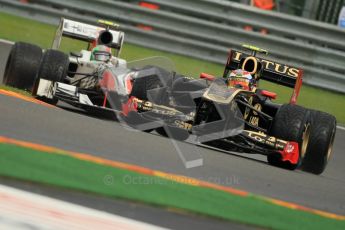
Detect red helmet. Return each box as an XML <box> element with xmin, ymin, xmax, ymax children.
<box><xmin>227</xmin><ymin>69</ymin><xmax>254</xmax><ymax>91</ymax></box>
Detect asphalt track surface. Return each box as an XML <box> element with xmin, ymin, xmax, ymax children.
<box><xmin>1</xmin><ymin>42</ymin><xmax>345</xmax><ymax>229</ymax></box>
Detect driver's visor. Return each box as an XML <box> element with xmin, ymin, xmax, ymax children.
<box><xmin>94</xmin><ymin>51</ymin><xmax>111</xmax><ymax>61</ymax></box>
<box><xmin>228</xmin><ymin>78</ymin><xmax>250</xmax><ymax>90</ymax></box>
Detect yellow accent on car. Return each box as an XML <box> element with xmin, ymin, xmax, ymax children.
<box><xmin>97</xmin><ymin>19</ymin><xmax>119</xmax><ymax>29</ymax></box>
<box><xmin>242</xmin><ymin>44</ymin><xmax>268</xmax><ymax>55</ymax></box>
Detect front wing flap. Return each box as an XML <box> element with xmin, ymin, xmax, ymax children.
<box><xmin>242</xmin><ymin>130</ymin><xmax>299</xmax><ymax>164</ymax></box>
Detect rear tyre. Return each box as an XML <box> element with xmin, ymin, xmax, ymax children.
<box><xmin>3</xmin><ymin>42</ymin><xmax>42</xmax><ymax>91</ymax></box>
<box><xmin>34</xmin><ymin>49</ymin><xmax>69</xmax><ymax>104</ymax></box>
<box><xmin>130</xmin><ymin>74</ymin><xmax>163</xmax><ymax>101</ymax></box>
<box><xmin>268</xmin><ymin>104</ymin><xmax>310</xmax><ymax>170</ymax></box>
<box><xmin>301</xmin><ymin>110</ymin><xmax>336</xmax><ymax>175</ymax></box>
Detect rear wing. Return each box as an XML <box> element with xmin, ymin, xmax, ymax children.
<box><xmin>52</xmin><ymin>18</ymin><xmax>125</xmax><ymax>57</ymax></box>
<box><xmin>223</xmin><ymin>50</ymin><xmax>303</xmax><ymax>104</ymax></box>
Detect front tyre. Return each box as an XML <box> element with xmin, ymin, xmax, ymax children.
<box><xmin>268</xmin><ymin>104</ymin><xmax>310</xmax><ymax>170</ymax></box>
<box><xmin>36</xmin><ymin>49</ymin><xmax>69</xmax><ymax>83</ymax></box>
<box><xmin>33</xmin><ymin>49</ymin><xmax>69</xmax><ymax>104</ymax></box>
<box><xmin>301</xmin><ymin>110</ymin><xmax>336</xmax><ymax>175</ymax></box>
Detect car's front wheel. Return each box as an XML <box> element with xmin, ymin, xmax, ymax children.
<box><xmin>33</xmin><ymin>49</ymin><xmax>69</xmax><ymax>104</ymax></box>
<box><xmin>301</xmin><ymin>110</ymin><xmax>336</xmax><ymax>174</ymax></box>
<box><xmin>268</xmin><ymin>104</ymin><xmax>310</xmax><ymax>170</ymax></box>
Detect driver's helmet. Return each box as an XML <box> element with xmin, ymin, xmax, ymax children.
<box><xmin>91</xmin><ymin>45</ymin><xmax>112</xmax><ymax>62</ymax></box>
<box><xmin>227</xmin><ymin>69</ymin><xmax>254</xmax><ymax>91</ymax></box>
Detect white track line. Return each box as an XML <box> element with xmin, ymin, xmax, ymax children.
<box><xmin>337</xmin><ymin>125</ymin><xmax>345</xmax><ymax>131</ymax></box>
<box><xmin>0</xmin><ymin>184</ymin><xmax>167</xmax><ymax>230</ymax></box>
<box><xmin>0</xmin><ymin>39</ymin><xmax>14</xmax><ymax>45</ymax></box>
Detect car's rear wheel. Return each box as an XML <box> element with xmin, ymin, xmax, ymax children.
<box><xmin>3</xmin><ymin>42</ymin><xmax>42</xmax><ymax>91</ymax></box>
<box><xmin>268</xmin><ymin>104</ymin><xmax>310</xmax><ymax>170</ymax></box>
<box><xmin>301</xmin><ymin>110</ymin><xmax>336</xmax><ymax>174</ymax></box>
<box><xmin>34</xmin><ymin>49</ymin><xmax>69</xmax><ymax>104</ymax></box>
<box><xmin>130</xmin><ymin>74</ymin><xmax>163</xmax><ymax>101</ymax></box>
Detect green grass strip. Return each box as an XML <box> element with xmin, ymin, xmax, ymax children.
<box><xmin>0</xmin><ymin>143</ymin><xmax>344</xmax><ymax>230</ymax></box>
<box><xmin>0</xmin><ymin>12</ymin><xmax>344</xmax><ymax>124</ymax></box>
<box><xmin>0</xmin><ymin>85</ymin><xmax>32</xmax><ymax>96</ymax></box>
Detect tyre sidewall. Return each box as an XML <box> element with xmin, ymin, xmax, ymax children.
<box><xmin>301</xmin><ymin>110</ymin><xmax>336</xmax><ymax>174</ymax></box>
<box><xmin>37</xmin><ymin>49</ymin><xmax>69</xmax><ymax>82</ymax></box>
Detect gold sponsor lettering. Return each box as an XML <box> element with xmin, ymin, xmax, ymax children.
<box><xmin>252</xmin><ymin>103</ymin><xmax>262</xmax><ymax>116</ymax></box>
<box><xmin>255</xmin><ymin>136</ymin><xmax>264</xmax><ymax>142</ymax></box>
<box><xmin>248</xmin><ymin>132</ymin><xmax>263</xmax><ymax>142</ymax></box>
<box><xmin>174</xmin><ymin>120</ymin><xmax>192</xmax><ymax>130</ymax></box>
<box><xmin>268</xmin><ymin>136</ymin><xmax>276</xmax><ymax>142</ymax></box>
<box><xmin>255</xmin><ymin>135</ymin><xmax>264</xmax><ymax>143</ymax></box>
<box><xmin>288</xmin><ymin>68</ymin><xmax>299</xmax><ymax>78</ymax></box>
<box><xmin>247</xmin><ymin>132</ymin><xmax>255</xmax><ymax>138</ymax></box>
<box><xmin>265</xmin><ymin>141</ymin><xmax>274</xmax><ymax>147</ymax></box>
<box><xmin>245</xmin><ymin>131</ymin><xmax>289</xmax><ymax>150</ymax></box>
<box><xmin>141</xmin><ymin>106</ymin><xmax>152</xmax><ymax>111</ymax></box>
<box><xmin>249</xmin><ymin>116</ymin><xmax>259</xmax><ymax>126</ymax></box>
<box><xmin>244</xmin><ymin>96</ymin><xmax>253</xmax><ymax>120</ymax></box>
<box><xmin>274</xmin><ymin>64</ymin><xmax>289</xmax><ymax>74</ymax></box>
<box><xmin>233</xmin><ymin>51</ymin><xmax>242</xmax><ymax>61</ymax></box>
<box><xmin>261</xmin><ymin>60</ymin><xmax>275</xmax><ymax>69</ymax></box>
<box><xmin>151</xmin><ymin>108</ymin><xmax>176</xmax><ymax>116</ymax></box>
<box><xmin>231</xmin><ymin>52</ymin><xmax>300</xmax><ymax>79</ymax></box>
<box><xmin>144</xmin><ymin>101</ymin><xmax>153</xmax><ymax>107</ymax></box>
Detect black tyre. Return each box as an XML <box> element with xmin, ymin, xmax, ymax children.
<box><xmin>3</xmin><ymin>42</ymin><xmax>42</xmax><ymax>91</ymax></box>
<box><xmin>34</xmin><ymin>49</ymin><xmax>69</xmax><ymax>104</ymax></box>
<box><xmin>37</xmin><ymin>49</ymin><xmax>69</xmax><ymax>82</ymax></box>
<box><xmin>130</xmin><ymin>74</ymin><xmax>163</xmax><ymax>101</ymax></box>
<box><xmin>301</xmin><ymin>110</ymin><xmax>336</xmax><ymax>175</ymax></box>
<box><xmin>268</xmin><ymin>104</ymin><xmax>310</xmax><ymax>170</ymax></box>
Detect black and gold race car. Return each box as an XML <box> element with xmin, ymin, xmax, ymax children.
<box><xmin>114</xmin><ymin>45</ymin><xmax>337</xmax><ymax>175</ymax></box>
<box><xmin>194</xmin><ymin>45</ymin><xmax>337</xmax><ymax>175</ymax></box>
